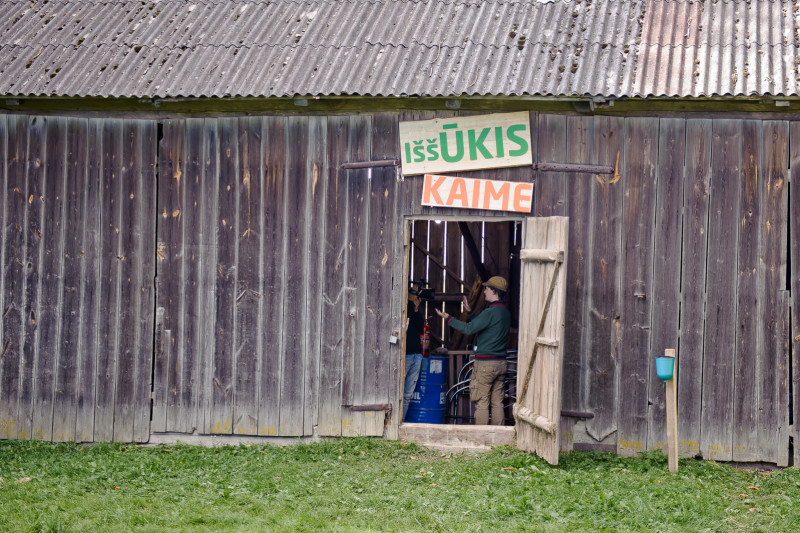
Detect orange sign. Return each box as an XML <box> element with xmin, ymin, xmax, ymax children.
<box><xmin>421</xmin><ymin>174</ymin><xmax>533</xmax><ymax>214</ymax></box>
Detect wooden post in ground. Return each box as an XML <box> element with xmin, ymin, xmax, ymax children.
<box><xmin>664</xmin><ymin>348</ymin><xmax>679</xmax><ymax>472</ymax></box>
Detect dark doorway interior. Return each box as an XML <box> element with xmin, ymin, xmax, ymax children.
<box><xmin>405</xmin><ymin>219</ymin><xmax>522</xmax><ymax>426</ymax></box>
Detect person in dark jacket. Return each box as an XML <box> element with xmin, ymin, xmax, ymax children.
<box><xmin>436</xmin><ymin>276</ymin><xmax>510</xmax><ymax>425</ymax></box>
<box><xmin>403</xmin><ymin>293</ymin><xmax>425</xmax><ymax>421</ymax></box>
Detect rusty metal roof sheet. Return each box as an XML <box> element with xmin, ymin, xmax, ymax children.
<box><xmin>0</xmin><ymin>0</ymin><xmax>797</xmax><ymax>100</ymax></box>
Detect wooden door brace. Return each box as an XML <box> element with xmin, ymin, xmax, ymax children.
<box><xmin>513</xmin><ymin>250</ymin><xmax>563</xmax><ymax>434</ymax></box>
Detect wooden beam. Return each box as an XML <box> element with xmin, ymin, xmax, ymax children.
<box><xmin>458</xmin><ymin>222</ymin><xmax>491</xmax><ymax>281</ymax></box>
<box><xmin>536</xmin><ymin>336</ymin><xmax>559</xmax><ymax>347</ymax></box>
<box><xmin>513</xmin><ymin>404</ymin><xmax>556</xmax><ymax>434</ymax></box>
<box><xmin>520</xmin><ymin>248</ymin><xmax>564</xmax><ymax>263</ymax></box>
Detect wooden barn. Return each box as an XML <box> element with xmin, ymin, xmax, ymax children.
<box><xmin>1</xmin><ymin>0</ymin><xmax>799</xmax><ymax>466</ymax></box>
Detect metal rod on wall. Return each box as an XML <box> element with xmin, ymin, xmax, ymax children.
<box><xmin>532</xmin><ymin>162</ymin><xmax>615</xmax><ymax>174</ymax></box>
<box><xmin>341</xmin><ymin>159</ymin><xmax>399</xmax><ymax>170</ymax></box>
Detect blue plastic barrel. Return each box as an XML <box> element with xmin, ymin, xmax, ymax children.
<box><xmin>406</xmin><ymin>354</ymin><xmax>448</xmax><ymax>423</ymax></box>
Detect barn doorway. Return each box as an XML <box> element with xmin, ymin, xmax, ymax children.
<box><xmin>401</xmin><ymin>217</ymin><xmax>523</xmax><ymax>427</ymax></box>
<box><xmin>399</xmin><ymin>216</ymin><xmax>570</xmax><ymax>464</ymax></box>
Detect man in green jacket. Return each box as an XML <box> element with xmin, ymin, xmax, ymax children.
<box><xmin>436</xmin><ymin>276</ymin><xmax>511</xmax><ymax>425</ymax></box>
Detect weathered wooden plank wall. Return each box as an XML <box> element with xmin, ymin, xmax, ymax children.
<box><xmin>701</xmin><ymin>120</ymin><xmax>743</xmax><ymax>461</ymax></box>
<box><xmin>153</xmin><ymin>115</ymin><xmax>405</xmax><ymax>438</ymax></box>
<box><xmin>535</xmin><ymin>116</ymin><xmax>791</xmax><ymax>464</ymax></box>
<box><xmin>791</xmin><ymin>121</ymin><xmax>800</xmax><ymax>468</ymax></box>
<box><xmin>560</xmin><ymin>116</ymin><xmax>593</xmax><ymax>438</ymax></box>
<box><xmin>617</xmin><ymin>117</ymin><xmax>658</xmax><ymax>456</ymax></box>
<box><xmin>584</xmin><ymin>116</ymin><xmax>624</xmax><ymax>444</ymax></box>
<box><xmin>678</xmin><ymin>119</ymin><xmax>712</xmax><ymax>457</ymax></box>
<box><xmin>760</xmin><ymin>121</ymin><xmax>789</xmax><ymax>466</ymax></box>
<box><xmin>0</xmin><ymin>115</ymin><xmax>156</xmax><ymax>442</ymax></box>
<box><xmin>0</xmin><ymin>111</ymin><xmax>794</xmax><ymax>465</ymax></box>
<box><xmin>646</xmin><ymin>118</ymin><xmax>684</xmax><ymax>452</ymax></box>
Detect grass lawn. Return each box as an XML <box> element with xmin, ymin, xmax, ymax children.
<box><xmin>1</xmin><ymin>437</ymin><xmax>798</xmax><ymax>532</ymax></box>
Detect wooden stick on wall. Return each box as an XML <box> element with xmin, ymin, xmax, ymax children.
<box><xmin>665</xmin><ymin>348</ymin><xmax>679</xmax><ymax>473</ymax></box>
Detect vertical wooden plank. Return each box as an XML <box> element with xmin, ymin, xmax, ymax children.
<box><xmin>0</xmin><ymin>114</ymin><xmax>4</xmax><ymax>413</ymax></box>
<box><xmin>647</xmin><ymin>118</ymin><xmax>686</xmax><ymax>452</ymax></box>
<box><xmin>444</xmin><ymin>219</ymin><xmax>463</xmax><ymax>400</ymax></box>
<box><xmin>617</xmin><ymin>117</ymin><xmax>658</xmax><ymax>456</ymax></box>
<box><xmin>153</xmin><ymin>120</ymin><xmax>183</xmax><ymax>433</ymax></box>
<box><xmin>776</xmin><ymin>291</ymin><xmax>791</xmax><ymax>466</ymax></box>
<box><xmin>198</xmin><ymin>118</ymin><xmax>220</xmax><ymax>434</ymax></box>
<box><xmin>0</xmin><ymin>115</ymin><xmax>27</xmax><ymax>439</ymax></box>
<box><xmin>700</xmin><ymin>119</ymin><xmax>741</xmax><ymax>462</ymax></box>
<box><xmin>19</xmin><ymin>116</ymin><xmax>47</xmax><ymax>440</ymax></box>
<box><xmin>534</xmin><ymin>114</ymin><xmax>567</xmax><ymax>217</ymax></box>
<box><xmin>561</xmin><ymin>116</ymin><xmax>593</xmax><ymax>419</ymax></box>
<box><xmin>0</xmin><ymin>114</ymin><xmax>6</xmax><ymax>436</ymax></box>
<box><xmin>732</xmin><ymin>120</ymin><xmax>761</xmax><ymax>461</ymax></box>
<box><xmin>210</xmin><ymin>118</ymin><xmax>238</xmax><ymax>435</ymax></box>
<box><xmin>257</xmin><ymin>117</ymin><xmax>286</xmax><ymax>437</ymax></box>
<box><xmin>385</xmin><ymin>118</ymin><xmax>405</xmax><ymax>435</ymax></box>
<box><xmin>94</xmin><ymin>120</ymin><xmax>123</xmax><ymax>442</ymax></box>
<box><xmin>483</xmin><ymin>221</ymin><xmax>510</xmax><ymax>281</ymax></box>
<box><xmin>75</xmin><ymin>119</ymin><xmax>102</xmax><ymax>443</ymax></box>
<box><xmin>342</xmin><ymin>115</ymin><xmax>370</xmax><ymax>436</ymax></box>
<box><xmin>443</xmin><ymin>221</ymin><xmax>462</xmax><ymax>348</ymax></box>
<box><xmin>51</xmin><ymin>119</ymin><xmax>88</xmax><ymax>442</ymax></box>
<box><xmin>412</xmin><ymin>221</ymin><xmax>428</xmax><ymax>285</ymax></box>
<box><xmin>678</xmin><ymin>119</ymin><xmax>712</xmax><ymax>457</ymax></box>
<box><xmin>361</xmin><ymin>113</ymin><xmax>398</xmax><ymax>435</ymax></box>
<box><xmin>233</xmin><ymin>117</ymin><xmax>263</xmax><ymax>435</ymax></box>
<box><xmin>134</xmin><ymin>121</ymin><xmax>157</xmax><ymax>443</ymax></box>
<box><xmin>759</xmin><ymin>121</ymin><xmax>789</xmax><ymax>464</ymax></box>
<box><xmin>664</xmin><ymin>349</ymin><xmax>679</xmax><ymax>472</ymax></box>
<box><xmin>32</xmin><ymin>117</ymin><xmax>66</xmax><ymax>442</ymax></box>
<box><xmin>279</xmin><ymin>116</ymin><xmax>309</xmax><ymax>436</ymax></box>
<box><xmin>172</xmin><ymin>118</ymin><xmax>202</xmax><ymax>435</ymax></box>
<box><xmin>791</xmin><ymin>121</ymin><xmax>800</xmax><ymax>468</ymax></box>
<box><xmin>171</xmin><ymin>119</ymin><xmax>192</xmax><ymax>434</ymax></box>
<box><xmin>318</xmin><ymin>116</ymin><xmax>348</xmax><ymax>436</ymax></box>
<box><xmin>584</xmin><ymin>116</ymin><xmax>624</xmax><ymax>443</ymax></box>
<box><xmin>111</xmin><ymin>121</ymin><xmax>140</xmax><ymax>442</ymax></box>
<box><xmin>304</xmin><ymin>116</ymin><xmax>328</xmax><ymax>435</ymax></box>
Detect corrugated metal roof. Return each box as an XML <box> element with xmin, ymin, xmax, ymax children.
<box><xmin>635</xmin><ymin>0</ymin><xmax>800</xmax><ymax>97</ymax></box>
<box><xmin>0</xmin><ymin>0</ymin><xmax>797</xmax><ymax>100</ymax></box>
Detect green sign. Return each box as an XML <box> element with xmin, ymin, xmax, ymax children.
<box><xmin>398</xmin><ymin>111</ymin><xmax>533</xmax><ymax>175</ymax></box>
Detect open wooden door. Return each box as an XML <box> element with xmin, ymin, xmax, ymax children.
<box><xmin>515</xmin><ymin>216</ymin><xmax>569</xmax><ymax>464</ymax></box>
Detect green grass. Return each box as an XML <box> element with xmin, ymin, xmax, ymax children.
<box><xmin>1</xmin><ymin>438</ymin><xmax>799</xmax><ymax>532</ymax></box>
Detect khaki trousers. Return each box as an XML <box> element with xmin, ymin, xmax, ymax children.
<box><xmin>470</xmin><ymin>359</ymin><xmax>507</xmax><ymax>425</ymax></box>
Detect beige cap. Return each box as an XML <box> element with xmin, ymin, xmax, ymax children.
<box><xmin>482</xmin><ymin>276</ymin><xmax>508</xmax><ymax>292</ymax></box>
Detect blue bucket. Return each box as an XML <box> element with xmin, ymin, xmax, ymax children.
<box><xmin>655</xmin><ymin>357</ymin><xmax>675</xmax><ymax>381</ymax></box>
<box><xmin>406</xmin><ymin>354</ymin><xmax>448</xmax><ymax>423</ymax></box>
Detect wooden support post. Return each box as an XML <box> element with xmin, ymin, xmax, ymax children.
<box><xmin>664</xmin><ymin>348</ymin><xmax>679</xmax><ymax>473</ymax></box>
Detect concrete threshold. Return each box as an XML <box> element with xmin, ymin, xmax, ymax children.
<box><xmin>398</xmin><ymin>423</ymin><xmax>516</xmax><ymax>453</ymax></box>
